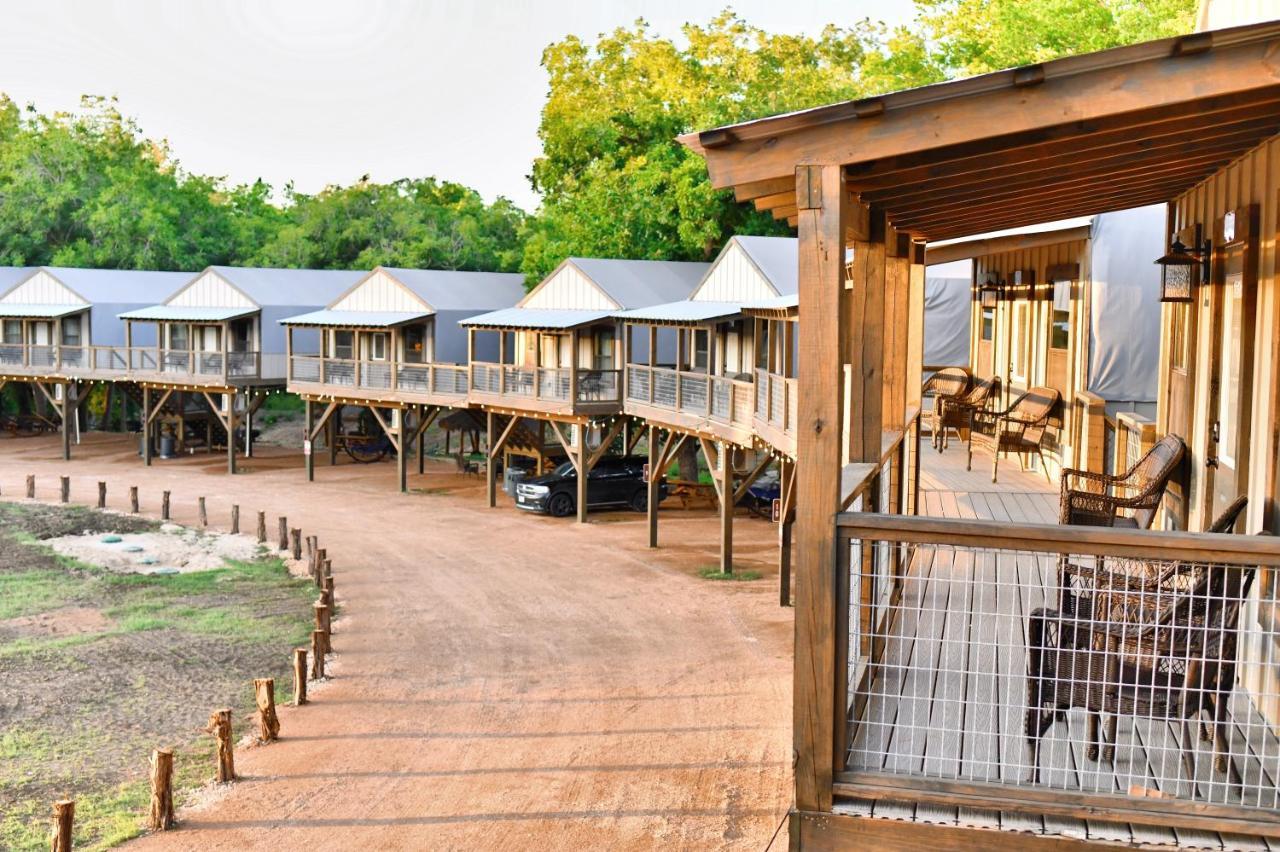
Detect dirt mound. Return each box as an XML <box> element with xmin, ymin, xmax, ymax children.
<box><xmin>44</xmin><ymin>524</ymin><xmax>262</xmax><ymax>575</ymax></box>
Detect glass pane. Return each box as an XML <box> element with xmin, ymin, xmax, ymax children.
<box><xmin>981</xmin><ymin>309</ymin><xmax>994</xmax><ymax>341</ymax></box>
<box><xmin>1218</xmin><ymin>274</ymin><xmax>1243</xmax><ymax>467</ymax></box>
<box><xmin>61</xmin><ymin>315</ymin><xmax>82</xmax><ymax>345</ymax></box>
<box><xmin>334</xmin><ymin>330</ymin><xmax>353</xmax><ymax>359</ymax></box>
<box><xmin>168</xmin><ymin>324</ymin><xmax>188</xmax><ymax>350</ymax></box>
<box><xmin>1050</xmin><ymin>310</ymin><xmax>1069</xmax><ymax>350</ymax></box>
<box><xmin>2</xmin><ymin>320</ymin><xmax>20</xmax><ymax>344</ymax></box>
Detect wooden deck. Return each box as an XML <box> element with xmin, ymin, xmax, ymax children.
<box><xmin>838</xmin><ymin>443</ymin><xmax>1280</xmax><ymax>849</ymax></box>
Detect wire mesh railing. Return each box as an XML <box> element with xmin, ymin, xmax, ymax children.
<box><xmin>835</xmin><ymin>513</ymin><xmax>1280</xmax><ymax>832</ymax></box>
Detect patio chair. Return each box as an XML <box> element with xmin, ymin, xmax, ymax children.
<box><xmin>1025</xmin><ymin>541</ymin><xmax>1258</xmax><ymax>787</ymax></box>
<box><xmin>922</xmin><ymin>367</ymin><xmax>971</xmax><ymax>449</ymax></box>
<box><xmin>966</xmin><ymin>386</ymin><xmax>1060</xmax><ymax>483</ymax></box>
<box><xmin>1058</xmin><ymin>434</ymin><xmax>1186</xmax><ymax>529</ymax></box>
<box><xmin>933</xmin><ymin>374</ymin><xmax>1001</xmax><ymax>452</ymax></box>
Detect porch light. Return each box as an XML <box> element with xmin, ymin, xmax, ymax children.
<box><xmin>1155</xmin><ymin>236</ymin><xmax>1209</xmax><ymax>303</ymax></box>
<box><xmin>978</xmin><ymin>274</ymin><xmax>1004</xmax><ymax>308</ymax></box>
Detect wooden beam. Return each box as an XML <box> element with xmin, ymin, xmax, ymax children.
<box><xmin>926</xmin><ymin>225</ymin><xmax>1093</xmax><ymax>265</ymax></box>
<box><xmin>732</xmin><ymin>174</ymin><xmax>794</xmax><ymax>202</ymax></box>
<box><xmin>488</xmin><ymin>415</ymin><xmax>521</xmax><ymax>459</ymax></box>
<box><xmin>146</xmin><ymin>389</ymin><xmax>174</xmax><ymax>425</ymax></box>
<box><xmin>697</xmin><ymin>437</ymin><xmax>723</xmax><ymax>502</ymax></box>
<box><xmin>584</xmin><ymin>418</ymin><xmax>627</xmax><ymax>472</ymax></box>
<box><xmin>732</xmin><ymin>450</ymin><xmax>774</xmax><ymax>504</ymax></box>
<box><xmin>792</xmin><ymin>163</ymin><xmax>849</xmax><ymax>813</ymax></box>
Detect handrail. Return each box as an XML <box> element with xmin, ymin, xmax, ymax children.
<box><xmin>841</xmin><ymin>406</ymin><xmax>922</xmax><ymax>509</ymax></box>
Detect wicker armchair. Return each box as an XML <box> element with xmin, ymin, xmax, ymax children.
<box><xmin>933</xmin><ymin>374</ymin><xmax>1001</xmax><ymax>452</ymax></box>
<box><xmin>1026</xmin><ymin>545</ymin><xmax>1258</xmax><ymax>787</ymax></box>
<box><xmin>922</xmin><ymin>367</ymin><xmax>971</xmax><ymax>449</ymax></box>
<box><xmin>966</xmin><ymin>386</ymin><xmax>1060</xmax><ymax>483</ymax></box>
<box><xmin>1059</xmin><ymin>434</ymin><xmax>1186</xmax><ymax>529</ymax></box>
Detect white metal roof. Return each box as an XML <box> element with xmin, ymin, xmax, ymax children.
<box><xmin>118</xmin><ymin>305</ymin><xmax>259</xmax><ymax>322</ymax></box>
<box><xmin>460</xmin><ymin>307</ymin><xmax>615</xmax><ymax>330</ymax></box>
<box><xmin>565</xmin><ymin>258</ymin><xmax>710</xmax><ymax>309</ymax></box>
<box><xmin>280</xmin><ymin>309</ymin><xmax>433</xmax><ymax>328</ymax></box>
<box><xmin>615</xmin><ymin>300</ymin><xmax>743</xmax><ymax>324</ymax></box>
<box><xmin>0</xmin><ymin>303</ymin><xmax>88</xmax><ymax>319</ymax></box>
<box><xmin>741</xmin><ymin>293</ymin><xmax>799</xmax><ymax>312</ymax></box>
<box><xmin>194</xmin><ymin>267</ymin><xmax>367</xmax><ymax>307</ymax></box>
<box><xmin>732</xmin><ymin>236</ymin><xmax>798</xmax><ymax>295</ymax></box>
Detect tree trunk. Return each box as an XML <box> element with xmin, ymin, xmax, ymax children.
<box><xmin>678</xmin><ymin>441</ymin><xmax>699</xmax><ymax>483</ymax></box>
<box><xmin>254</xmin><ymin>678</ymin><xmax>280</xmax><ymax>742</ymax></box>
<box><xmin>293</xmin><ymin>648</ymin><xmax>308</xmax><ymax>705</ymax></box>
<box><xmin>148</xmin><ymin>748</ymin><xmax>175</xmax><ymax>831</ymax></box>
<box><xmin>204</xmin><ymin>708</ymin><xmax>236</xmax><ymax>782</ymax></box>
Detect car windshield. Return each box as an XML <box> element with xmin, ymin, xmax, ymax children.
<box><xmin>553</xmin><ymin>461</ymin><xmax>576</xmax><ymax>477</ymax></box>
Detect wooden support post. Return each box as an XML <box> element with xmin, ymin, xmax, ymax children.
<box><xmin>143</xmin><ymin>385</ymin><xmax>152</xmax><ymax>466</ymax></box>
<box><xmin>290</xmin><ymin>528</ymin><xmax>302</xmax><ymax>560</ymax></box>
<box><xmin>278</xmin><ymin>516</ymin><xmax>288</xmax><ymax>551</ymax></box>
<box><xmin>254</xmin><ymin>677</ymin><xmax>280</xmax><ymax>742</ymax></box>
<box><xmin>323</xmin><ymin>575</ymin><xmax>334</xmax><ymax>602</ymax></box>
<box><xmin>292</xmin><ymin>648</ymin><xmax>308</xmax><ymax>705</ymax></box>
<box><xmin>226</xmin><ymin>390</ymin><xmax>237</xmax><ymax>475</ymax></box>
<box><xmin>59</xmin><ymin>476</ymin><xmax>69</xmax><ymax>503</ymax></box>
<box><xmin>575</xmin><ymin>432</ymin><xmax>588</xmax><ymax>525</ymax></box>
<box><xmin>418</xmin><ymin>410</ymin><xmax>426</xmax><ymax>475</ymax></box>
<box><xmin>328</xmin><ymin>407</ymin><xmax>338</xmax><ymax>467</ymax></box>
<box><xmin>314</xmin><ymin>602</ymin><xmax>331</xmax><ymax>655</ymax></box>
<box><xmin>97</xmin><ymin>481</ymin><xmax>106</xmax><ymax>509</ymax></box>
<box><xmin>25</xmin><ymin>474</ymin><xmax>34</xmax><ymax>499</ymax></box>
<box><xmin>314</xmin><ymin>548</ymin><xmax>327</xmax><ymax>586</ymax></box>
<box><xmin>256</xmin><ymin>511</ymin><xmax>266</xmax><ymax>543</ymax></box>
<box><xmin>792</xmin><ymin>164</ymin><xmax>855</xmax><ymax>813</ymax></box>
<box><xmin>148</xmin><ymin>748</ymin><xmax>175</xmax><ymax>831</ymax></box>
<box><xmin>305</xmin><ymin>535</ymin><xmax>315</xmax><ymax>559</ymax></box>
<box><xmin>780</xmin><ymin>519</ymin><xmax>793</xmax><ymax>607</ymax></box>
<box><xmin>161</xmin><ymin>490</ymin><xmax>170</xmax><ymax>521</ymax></box>
<box><xmin>486</xmin><ymin>411</ymin><xmax>497</xmax><ymax>507</ymax></box>
<box><xmin>51</xmin><ymin>799</ymin><xmax>74</xmax><ymax>852</ymax></box>
<box><xmin>61</xmin><ymin>382</ymin><xmax>71</xmax><ymax>461</ymax></box>
<box><xmin>198</xmin><ymin>497</ymin><xmax>207</xmax><ymax>528</ymax></box>
<box><xmin>205</xmin><ymin>708</ymin><xmax>236</xmax><ymax>782</ymax></box>
<box><xmin>304</xmin><ymin>398</ymin><xmax>315</xmax><ymax>482</ymax></box>
<box><xmin>231</xmin><ymin>504</ymin><xmax>240</xmax><ymax>534</ymax></box>
<box><xmin>310</xmin><ymin>630</ymin><xmax>325</xmax><ymax>679</ymax></box>
<box><xmin>322</xmin><ymin>559</ymin><xmax>332</xmax><ymax>583</ymax></box>
<box><xmin>647</xmin><ymin>425</ymin><xmax>659</xmax><ymax>548</ymax></box>
<box><xmin>130</xmin><ymin>486</ymin><xmax>139</xmax><ymax>514</ymax></box>
<box><xmin>718</xmin><ymin>441</ymin><xmax>733</xmax><ymax>575</ymax></box>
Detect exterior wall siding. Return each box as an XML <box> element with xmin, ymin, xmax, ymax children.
<box><xmin>522</xmin><ymin>263</ymin><xmax>617</xmax><ymax>310</ymax></box>
<box><xmin>691</xmin><ymin>242</ymin><xmax>777</xmax><ymax>302</ymax></box>
<box><xmin>331</xmin><ymin>270</ymin><xmax>429</xmax><ymax>312</ymax></box>
<box><xmin>0</xmin><ymin>270</ymin><xmax>87</xmax><ymax>305</ymax></box>
<box><xmin>167</xmin><ymin>270</ymin><xmax>255</xmax><ymax>309</ymax></box>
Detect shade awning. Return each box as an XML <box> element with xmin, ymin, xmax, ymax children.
<box><xmin>279</xmin><ymin>309</ymin><xmax>433</xmax><ymax>328</ymax></box>
<box><xmin>0</xmin><ymin>303</ymin><xmax>88</xmax><ymax>319</ymax></box>
<box><xmin>460</xmin><ymin>308</ymin><xmax>615</xmax><ymax>331</ymax></box>
<box><xmin>682</xmin><ymin>21</ymin><xmax>1280</xmax><ymax>242</ymax></box>
<box><xmin>615</xmin><ymin>300</ymin><xmax>744</xmax><ymax>325</ymax></box>
<box><xmin>118</xmin><ymin>305</ymin><xmax>258</xmax><ymax>322</ymax></box>
<box><xmin>741</xmin><ymin>294</ymin><xmax>799</xmax><ymax>318</ymax></box>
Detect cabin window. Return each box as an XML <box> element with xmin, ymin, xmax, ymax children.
<box><xmin>755</xmin><ymin>322</ymin><xmax>770</xmax><ymax>371</ymax></box>
<box><xmin>167</xmin><ymin>323</ymin><xmax>189</xmax><ymax>352</ymax></box>
<box><xmin>1217</xmin><ymin>272</ymin><xmax>1244</xmax><ymax>469</ymax></box>
<box><xmin>691</xmin><ymin>329</ymin><xmax>708</xmax><ymax>370</ymax></box>
<box><xmin>368</xmin><ymin>332</ymin><xmax>388</xmax><ymax>361</ymax></box>
<box><xmin>60</xmin><ymin>315</ymin><xmax>82</xmax><ymax>346</ymax></box>
<box><xmin>594</xmin><ymin>328</ymin><xmax>615</xmax><ymax>370</ymax></box>
<box><xmin>2</xmin><ymin>320</ymin><xmax>20</xmax><ymax>344</ymax></box>
<box><xmin>1049</xmin><ymin>280</ymin><xmax>1070</xmax><ymax>351</ymax></box>
<box><xmin>981</xmin><ymin>308</ymin><xmax>994</xmax><ymax>341</ymax></box>
<box><xmin>403</xmin><ymin>324</ymin><xmax>425</xmax><ymax>363</ymax></box>
<box><xmin>229</xmin><ymin>318</ymin><xmax>252</xmax><ymax>352</ymax></box>
<box><xmin>1170</xmin><ymin>303</ymin><xmax>1189</xmax><ymax>371</ymax></box>
<box><xmin>1011</xmin><ymin>302</ymin><xmax>1029</xmax><ymax>380</ymax></box>
<box><xmin>332</xmin><ymin>330</ymin><xmax>353</xmax><ymax>360</ymax></box>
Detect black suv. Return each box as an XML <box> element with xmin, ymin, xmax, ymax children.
<box><xmin>514</xmin><ymin>455</ymin><xmax>665</xmax><ymax>517</ymax></box>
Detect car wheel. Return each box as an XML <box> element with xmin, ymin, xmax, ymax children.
<box><xmin>547</xmin><ymin>492</ymin><xmax>575</xmax><ymax>517</ymax></box>
<box><xmin>629</xmin><ymin>489</ymin><xmax>647</xmax><ymax>512</ymax></box>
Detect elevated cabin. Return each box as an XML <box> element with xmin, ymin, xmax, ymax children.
<box><xmin>280</xmin><ymin>266</ymin><xmax>525</xmax><ymax>491</ymax></box>
<box><xmin>461</xmin><ymin>257</ymin><xmax>709</xmax><ymax>522</ymax></box>
<box><xmin>0</xmin><ymin>266</ymin><xmax>193</xmax><ymax>458</ymax></box>
<box><xmin>684</xmin><ymin>15</ymin><xmax>1280</xmax><ymax>850</ymax></box>
<box><xmin>618</xmin><ymin>236</ymin><xmax>799</xmax><ymax>575</ymax></box>
<box><xmin>118</xmin><ymin>266</ymin><xmax>364</xmax><ymax>471</ymax></box>
<box><xmin>928</xmin><ymin>208</ymin><xmax>1165</xmax><ymax>479</ymax></box>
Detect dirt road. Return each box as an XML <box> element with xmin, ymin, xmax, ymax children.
<box><xmin>0</xmin><ymin>433</ymin><xmax>792</xmax><ymax>850</ymax></box>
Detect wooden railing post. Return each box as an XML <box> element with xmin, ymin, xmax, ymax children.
<box><xmin>148</xmin><ymin>748</ymin><xmax>175</xmax><ymax>831</ymax></box>
<box><xmin>97</xmin><ymin>481</ymin><xmax>107</xmax><ymax>509</ymax></box>
<box><xmin>254</xmin><ymin>678</ymin><xmax>280</xmax><ymax>742</ymax></box>
<box><xmin>204</xmin><ymin>708</ymin><xmax>236</xmax><ymax>782</ymax></box>
<box><xmin>51</xmin><ymin>799</ymin><xmax>74</xmax><ymax>852</ymax></box>
<box><xmin>293</xmin><ymin>648</ymin><xmax>308</xmax><ymax>705</ymax></box>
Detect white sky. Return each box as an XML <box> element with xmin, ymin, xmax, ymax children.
<box><xmin>0</xmin><ymin>0</ymin><xmax>919</xmax><ymax>212</ymax></box>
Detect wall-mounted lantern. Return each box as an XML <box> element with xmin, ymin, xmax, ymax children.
<box><xmin>978</xmin><ymin>273</ymin><xmax>1004</xmax><ymax>308</ymax></box>
<box><xmin>1155</xmin><ymin>236</ymin><xmax>1209</xmax><ymax>303</ymax></box>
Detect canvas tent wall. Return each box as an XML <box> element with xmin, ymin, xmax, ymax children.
<box><xmin>921</xmin><ymin>259</ymin><xmax>972</xmax><ymax>369</ymax></box>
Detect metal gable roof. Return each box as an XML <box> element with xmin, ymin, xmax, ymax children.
<box><xmin>203</xmin><ymin>266</ymin><xmax>367</xmax><ymax>307</ymax></box>
<box><xmin>460</xmin><ymin>307</ymin><xmax>615</xmax><ymax>331</ymax></box>
<box><xmin>732</xmin><ymin>236</ymin><xmax>798</xmax><ymax>296</ymax></box>
<box><xmin>568</xmin><ymin>258</ymin><xmax>709</xmax><ymax>309</ymax></box>
<box><xmin>41</xmin><ymin>267</ymin><xmax>194</xmax><ymax>303</ymax></box>
<box><xmin>0</xmin><ymin>266</ymin><xmax>36</xmax><ymax>295</ymax></box>
<box><xmin>0</xmin><ymin>303</ymin><xmax>88</xmax><ymax>319</ymax></box>
<box><xmin>378</xmin><ymin>268</ymin><xmax>526</xmax><ymax>312</ymax></box>
<box><xmin>615</xmin><ymin>300</ymin><xmax>744</xmax><ymax>324</ymax></box>
<box><xmin>117</xmin><ymin>305</ymin><xmax>259</xmax><ymax>322</ymax></box>
<box><xmin>280</xmin><ymin>310</ymin><xmax>433</xmax><ymax>328</ymax></box>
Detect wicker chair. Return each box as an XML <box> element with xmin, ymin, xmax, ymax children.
<box><xmin>922</xmin><ymin>367</ymin><xmax>971</xmax><ymax>449</ymax></box>
<box><xmin>1059</xmin><ymin>434</ymin><xmax>1186</xmax><ymax>529</ymax></box>
<box><xmin>966</xmin><ymin>386</ymin><xmax>1060</xmax><ymax>483</ymax></box>
<box><xmin>933</xmin><ymin>374</ymin><xmax>1001</xmax><ymax>452</ymax></box>
<box><xmin>1026</xmin><ymin>542</ymin><xmax>1258</xmax><ymax>787</ymax></box>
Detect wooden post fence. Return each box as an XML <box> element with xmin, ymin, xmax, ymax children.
<box><xmin>254</xmin><ymin>678</ymin><xmax>280</xmax><ymax>742</ymax></box>
<box><xmin>293</xmin><ymin>648</ymin><xmax>308</xmax><ymax>705</ymax></box>
<box><xmin>198</xmin><ymin>497</ymin><xmax>207</xmax><ymax>528</ymax></box>
<box><xmin>205</xmin><ymin>708</ymin><xmax>236</xmax><ymax>782</ymax></box>
<box><xmin>161</xmin><ymin>490</ymin><xmax>170</xmax><ymax>521</ymax></box>
<box><xmin>290</xmin><ymin>528</ymin><xmax>302</xmax><ymax>560</ymax></box>
<box><xmin>256</xmin><ymin>511</ymin><xmax>266</xmax><ymax>543</ymax></box>
<box><xmin>26</xmin><ymin>474</ymin><xmax>34</xmax><ymax>498</ymax></box>
<box><xmin>277</xmin><ymin>517</ymin><xmax>288</xmax><ymax>551</ymax></box>
<box><xmin>51</xmin><ymin>799</ymin><xmax>74</xmax><ymax>852</ymax></box>
<box><xmin>313</xmin><ymin>602</ymin><xmax>331</xmax><ymax>655</ymax></box>
<box><xmin>97</xmin><ymin>481</ymin><xmax>107</xmax><ymax>509</ymax></box>
<box><xmin>130</xmin><ymin>486</ymin><xmax>139</xmax><ymax>514</ymax></box>
<box><xmin>59</xmin><ymin>476</ymin><xmax>69</xmax><ymax>503</ymax></box>
<box><xmin>310</xmin><ymin>630</ymin><xmax>325</xmax><ymax>679</ymax></box>
<box><xmin>231</xmin><ymin>504</ymin><xmax>240</xmax><ymax>534</ymax></box>
<box><xmin>148</xmin><ymin>748</ymin><xmax>175</xmax><ymax>831</ymax></box>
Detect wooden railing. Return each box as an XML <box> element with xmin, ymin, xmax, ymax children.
<box><xmin>831</xmin><ymin>510</ymin><xmax>1280</xmax><ymax>840</ymax></box>
<box><xmin>469</xmin><ymin>361</ymin><xmax>621</xmax><ymax>404</ymax></box>
<box><xmin>625</xmin><ymin>364</ymin><xmax>754</xmax><ymax>430</ymax></box>
<box><xmin>288</xmin><ymin>355</ymin><xmax>469</xmax><ymax>397</ymax></box>
<box><xmin>754</xmin><ymin>367</ymin><xmax>797</xmax><ymax>436</ymax></box>
<box><xmin>1115</xmin><ymin>411</ymin><xmax>1156</xmax><ymax>474</ymax></box>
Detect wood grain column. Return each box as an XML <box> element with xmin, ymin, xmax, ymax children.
<box><xmin>793</xmin><ymin>163</ymin><xmax>856</xmax><ymax>814</ymax></box>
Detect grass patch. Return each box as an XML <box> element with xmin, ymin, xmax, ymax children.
<box><xmin>698</xmin><ymin>566</ymin><xmax>763</xmax><ymax>581</ymax></box>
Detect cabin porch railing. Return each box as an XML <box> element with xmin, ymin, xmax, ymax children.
<box><xmin>831</xmin><ymin>511</ymin><xmax>1280</xmax><ymax>839</ymax></box>
<box><xmin>0</xmin><ymin>344</ymin><xmax>178</xmax><ymax>379</ymax></box>
<box><xmin>288</xmin><ymin>355</ymin><xmax>469</xmax><ymax>398</ymax></box>
<box><xmin>468</xmin><ymin>361</ymin><xmax>621</xmax><ymax>405</ymax></box>
<box><xmin>754</xmin><ymin>367</ymin><xmax>798</xmax><ymax>437</ymax></box>
<box><xmin>625</xmin><ymin>364</ymin><xmax>754</xmax><ymax>430</ymax></box>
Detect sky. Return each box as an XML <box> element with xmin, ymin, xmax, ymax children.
<box><xmin>0</xmin><ymin>0</ymin><xmax>920</xmax><ymax>212</ymax></box>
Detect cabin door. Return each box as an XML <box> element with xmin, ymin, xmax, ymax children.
<box><xmin>1205</xmin><ymin>208</ymin><xmax>1257</xmax><ymax>529</ymax></box>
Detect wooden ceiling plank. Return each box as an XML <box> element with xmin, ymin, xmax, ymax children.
<box><xmin>754</xmin><ymin>190</ymin><xmax>800</xmax><ymax>212</ymax></box>
<box><xmin>733</xmin><ymin>175</ymin><xmax>795</xmax><ymax>202</ymax></box>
